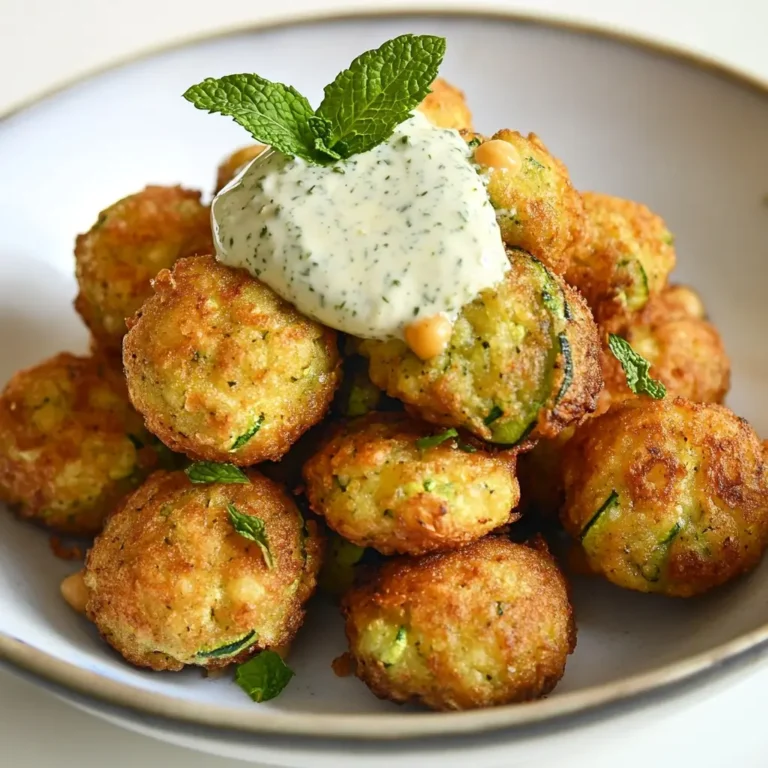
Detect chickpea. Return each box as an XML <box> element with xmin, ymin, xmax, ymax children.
<box><xmin>474</xmin><ymin>139</ymin><xmax>522</xmax><ymax>174</ymax></box>
<box><xmin>60</xmin><ymin>570</ymin><xmax>89</xmax><ymax>614</ymax></box>
<box><xmin>404</xmin><ymin>314</ymin><xmax>453</xmax><ymax>360</ymax></box>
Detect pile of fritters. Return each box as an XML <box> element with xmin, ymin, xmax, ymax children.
<box><xmin>1</xmin><ymin>79</ymin><xmax>765</xmax><ymax>712</ymax></box>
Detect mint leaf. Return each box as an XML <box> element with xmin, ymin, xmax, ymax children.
<box><xmin>235</xmin><ymin>651</ymin><xmax>294</xmax><ymax>703</ymax></box>
<box><xmin>316</xmin><ymin>34</ymin><xmax>446</xmax><ymax>157</ymax></box>
<box><xmin>185</xmin><ymin>461</ymin><xmax>249</xmax><ymax>485</ymax></box>
<box><xmin>608</xmin><ymin>334</ymin><xmax>667</xmax><ymax>399</ymax></box>
<box><xmin>415</xmin><ymin>428</ymin><xmax>457</xmax><ymax>450</ymax></box>
<box><xmin>183</xmin><ymin>75</ymin><xmax>320</xmax><ymax>163</ymax></box>
<box><xmin>228</xmin><ymin>504</ymin><xmax>273</xmax><ymax>569</ymax></box>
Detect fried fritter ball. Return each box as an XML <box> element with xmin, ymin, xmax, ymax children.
<box><xmin>342</xmin><ymin>537</ymin><xmax>575</xmax><ymax>710</ymax></box>
<box><xmin>359</xmin><ymin>248</ymin><xmax>602</xmax><ymax>445</ymax></box>
<box><xmin>0</xmin><ymin>353</ymin><xmax>165</xmax><ymax>535</ymax></box>
<box><xmin>83</xmin><ymin>469</ymin><xmax>322</xmax><ymax>671</ymax></box>
<box><xmin>565</xmin><ymin>193</ymin><xmax>676</xmax><ymax>332</ymax></box>
<box><xmin>473</xmin><ymin>130</ymin><xmax>586</xmax><ymax>275</ymax></box>
<box><xmin>519</xmin><ymin>283</ymin><xmax>726</xmax><ymax>517</ymax></box>
<box><xmin>303</xmin><ymin>414</ymin><xmax>520</xmax><ymax>555</ymax></box>
<box><xmin>74</xmin><ymin>186</ymin><xmax>213</xmax><ymax>352</ymax></box>
<box><xmin>561</xmin><ymin>398</ymin><xmax>768</xmax><ymax>597</ymax></box>
<box><xmin>598</xmin><ymin>286</ymin><xmax>730</xmax><ymax>413</ymax></box>
<box><xmin>215</xmin><ymin>145</ymin><xmax>266</xmax><ymax>193</ymax></box>
<box><xmin>416</xmin><ymin>78</ymin><xmax>473</xmax><ymax>131</ymax></box>
<box><xmin>123</xmin><ymin>255</ymin><xmax>341</xmax><ymax>465</ymax></box>
<box><xmin>642</xmin><ymin>283</ymin><xmax>706</xmax><ymax>323</ymax></box>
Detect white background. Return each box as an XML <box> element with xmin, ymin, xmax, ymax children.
<box><xmin>1</xmin><ymin>0</ymin><xmax>767</xmax><ymax>765</ymax></box>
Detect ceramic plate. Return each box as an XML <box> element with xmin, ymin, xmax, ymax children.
<box><xmin>2</xmin><ymin>8</ymin><xmax>768</xmax><ymax>764</ymax></box>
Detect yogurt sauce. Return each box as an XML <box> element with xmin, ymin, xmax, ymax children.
<box><xmin>212</xmin><ymin>111</ymin><xmax>508</xmax><ymax>344</ymax></box>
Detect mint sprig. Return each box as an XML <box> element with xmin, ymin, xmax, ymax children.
<box><xmin>183</xmin><ymin>34</ymin><xmax>446</xmax><ymax>165</ymax></box>
<box><xmin>185</xmin><ymin>461</ymin><xmax>250</xmax><ymax>485</ymax></box>
<box><xmin>608</xmin><ymin>334</ymin><xmax>667</xmax><ymax>399</ymax></box>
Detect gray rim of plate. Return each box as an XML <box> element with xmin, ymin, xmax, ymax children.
<box><xmin>2</xmin><ymin>4</ymin><xmax>768</xmax><ymax>744</ymax></box>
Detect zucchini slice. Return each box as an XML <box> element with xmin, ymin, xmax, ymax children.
<box><xmin>580</xmin><ymin>490</ymin><xmax>619</xmax><ymax>542</ymax></box>
<box><xmin>616</xmin><ymin>258</ymin><xmax>649</xmax><ymax>312</ymax></box>
<box><xmin>489</xmin><ymin>253</ymin><xmax>568</xmax><ymax>445</ymax></box>
<box><xmin>381</xmin><ymin>626</ymin><xmax>408</xmax><ymax>668</ymax></box>
<box><xmin>554</xmin><ymin>333</ymin><xmax>574</xmax><ymax>404</ymax></box>
<box><xmin>197</xmin><ymin>629</ymin><xmax>258</xmax><ymax>659</ymax></box>
<box><xmin>638</xmin><ymin>521</ymin><xmax>683</xmax><ymax>583</ymax></box>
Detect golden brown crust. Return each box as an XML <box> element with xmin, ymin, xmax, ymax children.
<box><xmin>360</xmin><ymin>249</ymin><xmax>602</xmax><ymax>445</ymax></box>
<box><xmin>565</xmin><ymin>193</ymin><xmax>676</xmax><ymax>333</ymax></box>
<box><xmin>74</xmin><ymin>186</ymin><xmax>213</xmax><ymax>352</ymax></box>
<box><xmin>536</xmin><ymin>282</ymin><xmax>602</xmax><ymax>440</ymax></box>
<box><xmin>123</xmin><ymin>255</ymin><xmax>341</xmax><ymax>465</ymax></box>
<box><xmin>0</xmin><ymin>353</ymin><xmax>161</xmax><ymax>535</ymax></box>
<box><xmin>84</xmin><ymin>469</ymin><xmax>323</xmax><ymax>671</ymax></box>
<box><xmin>214</xmin><ymin>145</ymin><xmax>266</xmax><ymax>193</ymax></box>
<box><xmin>640</xmin><ymin>283</ymin><xmax>706</xmax><ymax>323</ymax></box>
<box><xmin>482</xmin><ymin>130</ymin><xmax>586</xmax><ymax>275</ymax></box>
<box><xmin>342</xmin><ymin>537</ymin><xmax>576</xmax><ymax>710</ymax></box>
<box><xmin>417</xmin><ymin>78</ymin><xmax>474</xmax><ymax>131</ymax></box>
<box><xmin>303</xmin><ymin>413</ymin><xmax>520</xmax><ymax>555</ymax></box>
<box><xmin>561</xmin><ymin>398</ymin><xmax>768</xmax><ymax>596</ymax></box>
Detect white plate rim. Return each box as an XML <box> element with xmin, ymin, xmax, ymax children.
<box><xmin>2</xmin><ymin>3</ymin><xmax>768</xmax><ymax>743</ymax></box>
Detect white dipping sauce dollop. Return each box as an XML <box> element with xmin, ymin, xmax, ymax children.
<box><xmin>212</xmin><ymin>111</ymin><xmax>508</xmax><ymax>341</ymax></box>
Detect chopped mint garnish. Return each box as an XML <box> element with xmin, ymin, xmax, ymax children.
<box><xmin>415</xmin><ymin>427</ymin><xmax>457</xmax><ymax>450</ymax></box>
<box><xmin>235</xmin><ymin>651</ymin><xmax>294</xmax><ymax>702</ymax></box>
<box><xmin>185</xmin><ymin>461</ymin><xmax>250</xmax><ymax>485</ymax></box>
<box><xmin>608</xmin><ymin>334</ymin><xmax>667</xmax><ymax>399</ymax></box>
<box><xmin>228</xmin><ymin>504</ymin><xmax>273</xmax><ymax>569</ymax></box>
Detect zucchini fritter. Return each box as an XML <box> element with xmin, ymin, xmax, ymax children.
<box><xmin>565</xmin><ymin>193</ymin><xmax>676</xmax><ymax>332</ymax></box>
<box><xmin>0</xmin><ymin>353</ymin><xmax>165</xmax><ymax>535</ymax></box>
<box><xmin>359</xmin><ymin>248</ymin><xmax>602</xmax><ymax>445</ymax></box>
<box><xmin>475</xmin><ymin>130</ymin><xmax>586</xmax><ymax>275</ymax></box>
<box><xmin>303</xmin><ymin>414</ymin><xmax>520</xmax><ymax>555</ymax></box>
<box><xmin>215</xmin><ymin>145</ymin><xmax>266</xmax><ymax>193</ymax></box>
<box><xmin>123</xmin><ymin>255</ymin><xmax>341</xmax><ymax>465</ymax></box>
<box><xmin>520</xmin><ymin>283</ymin><xmax>729</xmax><ymax>518</ymax></box>
<box><xmin>417</xmin><ymin>77</ymin><xmax>473</xmax><ymax>131</ymax></box>
<box><xmin>74</xmin><ymin>186</ymin><xmax>212</xmax><ymax>352</ymax></box>
<box><xmin>561</xmin><ymin>398</ymin><xmax>768</xmax><ymax>597</ymax></box>
<box><xmin>342</xmin><ymin>537</ymin><xmax>575</xmax><ymax>710</ymax></box>
<box><xmin>598</xmin><ymin>285</ymin><xmax>730</xmax><ymax>412</ymax></box>
<box><xmin>641</xmin><ymin>283</ymin><xmax>706</xmax><ymax>323</ymax></box>
<box><xmin>84</xmin><ymin>469</ymin><xmax>322</xmax><ymax>671</ymax></box>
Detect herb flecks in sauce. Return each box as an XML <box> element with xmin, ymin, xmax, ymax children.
<box><xmin>213</xmin><ymin>112</ymin><xmax>508</xmax><ymax>343</ymax></box>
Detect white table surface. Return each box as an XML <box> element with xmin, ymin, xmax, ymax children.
<box><xmin>1</xmin><ymin>0</ymin><xmax>767</xmax><ymax>765</ymax></box>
